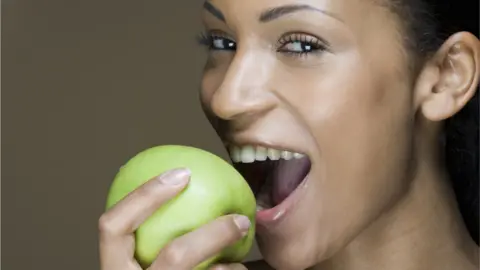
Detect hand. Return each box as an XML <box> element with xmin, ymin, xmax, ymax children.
<box><xmin>98</xmin><ymin>168</ymin><xmax>251</xmax><ymax>270</ymax></box>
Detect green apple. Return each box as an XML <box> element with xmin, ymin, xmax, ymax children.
<box><xmin>105</xmin><ymin>145</ymin><xmax>256</xmax><ymax>269</ymax></box>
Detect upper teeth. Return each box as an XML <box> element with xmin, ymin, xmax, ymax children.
<box><xmin>229</xmin><ymin>145</ymin><xmax>305</xmax><ymax>163</ymax></box>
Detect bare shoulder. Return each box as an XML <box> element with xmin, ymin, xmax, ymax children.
<box><xmin>244</xmin><ymin>260</ymin><xmax>275</xmax><ymax>270</ymax></box>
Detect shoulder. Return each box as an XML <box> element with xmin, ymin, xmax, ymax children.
<box><xmin>244</xmin><ymin>260</ymin><xmax>275</xmax><ymax>270</ymax></box>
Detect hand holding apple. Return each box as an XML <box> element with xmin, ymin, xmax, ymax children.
<box><xmin>99</xmin><ymin>145</ymin><xmax>257</xmax><ymax>270</ymax></box>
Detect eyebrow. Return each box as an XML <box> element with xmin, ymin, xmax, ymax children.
<box><xmin>259</xmin><ymin>4</ymin><xmax>341</xmax><ymax>23</ymax></box>
<box><xmin>203</xmin><ymin>1</ymin><xmax>225</xmax><ymax>22</ymax></box>
<box><xmin>203</xmin><ymin>2</ymin><xmax>341</xmax><ymax>24</ymax></box>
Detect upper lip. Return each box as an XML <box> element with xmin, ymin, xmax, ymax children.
<box><xmin>223</xmin><ymin>135</ymin><xmax>309</xmax><ymax>156</ymax></box>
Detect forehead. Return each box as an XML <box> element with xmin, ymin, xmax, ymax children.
<box><xmin>204</xmin><ymin>0</ymin><xmax>392</xmax><ymax>25</ymax></box>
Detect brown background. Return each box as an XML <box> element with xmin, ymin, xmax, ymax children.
<box><xmin>2</xmin><ymin>1</ymin><xmax>261</xmax><ymax>269</ymax></box>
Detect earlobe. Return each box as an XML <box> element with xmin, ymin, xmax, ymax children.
<box><xmin>419</xmin><ymin>32</ymin><xmax>480</xmax><ymax>122</ymax></box>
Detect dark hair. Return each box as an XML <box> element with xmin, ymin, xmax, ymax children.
<box><xmin>388</xmin><ymin>0</ymin><xmax>479</xmax><ymax>244</ymax></box>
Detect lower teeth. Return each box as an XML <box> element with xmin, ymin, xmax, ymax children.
<box><xmin>256</xmin><ymin>199</ymin><xmax>272</xmax><ymax>211</ymax></box>
<box><xmin>256</xmin><ymin>205</ymin><xmax>265</xmax><ymax>212</ymax></box>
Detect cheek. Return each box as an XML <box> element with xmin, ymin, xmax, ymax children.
<box><xmin>285</xmin><ymin>60</ymin><xmax>414</xmax><ymax>226</ymax></box>
<box><xmin>200</xmin><ymin>54</ymin><xmax>234</xmax><ymax>104</ymax></box>
<box><xmin>200</xmin><ymin>72</ymin><xmax>216</xmax><ymax>106</ymax></box>
<box><xmin>287</xmin><ymin>55</ymin><xmax>413</xmax><ymax>176</ymax></box>
<box><xmin>201</xmin><ymin>66</ymin><xmax>224</xmax><ymax>107</ymax></box>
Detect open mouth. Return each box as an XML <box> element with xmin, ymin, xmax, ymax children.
<box><xmin>228</xmin><ymin>145</ymin><xmax>312</xmax><ymax>212</ymax></box>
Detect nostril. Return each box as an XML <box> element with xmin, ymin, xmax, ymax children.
<box><xmin>211</xmin><ymin>91</ymin><xmax>277</xmax><ymax>122</ymax></box>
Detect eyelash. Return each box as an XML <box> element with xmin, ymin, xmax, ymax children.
<box><xmin>196</xmin><ymin>31</ymin><xmax>327</xmax><ymax>57</ymax></box>
<box><xmin>197</xmin><ymin>32</ymin><xmax>237</xmax><ymax>51</ymax></box>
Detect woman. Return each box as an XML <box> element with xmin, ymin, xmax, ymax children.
<box><xmin>98</xmin><ymin>0</ymin><xmax>479</xmax><ymax>269</ymax></box>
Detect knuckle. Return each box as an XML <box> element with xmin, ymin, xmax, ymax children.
<box><xmin>160</xmin><ymin>242</ymin><xmax>187</xmax><ymax>266</ymax></box>
<box><xmin>98</xmin><ymin>213</ymin><xmax>119</xmax><ymax>235</ymax></box>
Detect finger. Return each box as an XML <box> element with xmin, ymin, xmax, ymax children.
<box><xmin>100</xmin><ymin>168</ymin><xmax>190</xmax><ymax>236</ymax></box>
<box><xmin>150</xmin><ymin>214</ymin><xmax>252</xmax><ymax>270</ymax></box>
<box><xmin>99</xmin><ymin>233</ymin><xmax>140</xmax><ymax>270</ymax></box>
<box><xmin>99</xmin><ymin>168</ymin><xmax>190</xmax><ymax>269</ymax></box>
<box><xmin>210</xmin><ymin>263</ymin><xmax>248</xmax><ymax>270</ymax></box>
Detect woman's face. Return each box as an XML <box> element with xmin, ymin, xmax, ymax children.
<box><xmin>200</xmin><ymin>0</ymin><xmax>417</xmax><ymax>268</ymax></box>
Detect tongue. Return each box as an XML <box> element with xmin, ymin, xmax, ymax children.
<box><xmin>271</xmin><ymin>157</ymin><xmax>311</xmax><ymax>205</ymax></box>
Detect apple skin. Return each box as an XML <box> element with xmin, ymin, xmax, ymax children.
<box><xmin>105</xmin><ymin>145</ymin><xmax>256</xmax><ymax>269</ymax></box>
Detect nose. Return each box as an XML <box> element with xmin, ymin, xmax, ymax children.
<box><xmin>209</xmin><ymin>51</ymin><xmax>275</xmax><ymax>120</ymax></box>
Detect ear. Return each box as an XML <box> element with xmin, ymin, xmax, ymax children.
<box><xmin>415</xmin><ymin>32</ymin><xmax>480</xmax><ymax>121</ymax></box>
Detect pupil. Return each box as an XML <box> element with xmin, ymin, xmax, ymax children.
<box><xmin>212</xmin><ymin>38</ymin><xmax>236</xmax><ymax>50</ymax></box>
<box><xmin>225</xmin><ymin>40</ymin><xmax>235</xmax><ymax>49</ymax></box>
<box><xmin>302</xmin><ymin>43</ymin><xmax>312</xmax><ymax>52</ymax></box>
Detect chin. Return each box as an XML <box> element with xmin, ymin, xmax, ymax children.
<box><xmin>255</xmin><ymin>216</ymin><xmax>353</xmax><ymax>270</ymax></box>
<box><xmin>257</xmin><ymin>239</ymin><xmax>323</xmax><ymax>270</ymax></box>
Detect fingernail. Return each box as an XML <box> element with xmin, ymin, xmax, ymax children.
<box><xmin>233</xmin><ymin>215</ymin><xmax>251</xmax><ymax>234</ymax></box>
<box><xmin>209</xmin><ymin>266</ymin><xmax>227</xmax><ymax>270</ymax></box>
<box><xmin>158</xmin><ymin>168</ymin><xmax>190</xmax><ymax>185</ymax></box>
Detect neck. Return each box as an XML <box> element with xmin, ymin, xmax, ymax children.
<box><xmin>314</xmin><ymin>129</ymin><xmax>479</xmax><ymax>270</ymax></box>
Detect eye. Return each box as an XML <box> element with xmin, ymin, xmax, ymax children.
<box><xmin>277</xmin><ymin>33</ymin><xmax>327</xmax><ymax>56</ymax></box>
<box><xmin>212</xmin><ymin>36</ymin><xmax>236</xmax><ymax>50</ymax></box>
<box><xmin>197</xmin><ymin>32</ymin><xmax>237</xmax><ymax>51</ymax></box>
<box><xmin>282</xmin><ymin>41</ymin><xmax>316</xmax><ymax>53</ymax></box>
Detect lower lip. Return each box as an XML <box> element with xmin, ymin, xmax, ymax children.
<box><xmin>255</xmin><ymin>174</ymin><xmax>310</xmax><ymax>229</ymax></box>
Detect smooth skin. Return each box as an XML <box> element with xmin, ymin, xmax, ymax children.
<box><xmin>99</xmin><ymin>0</ymin><xmax>480</xmax><ymax>269</ymax></box>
